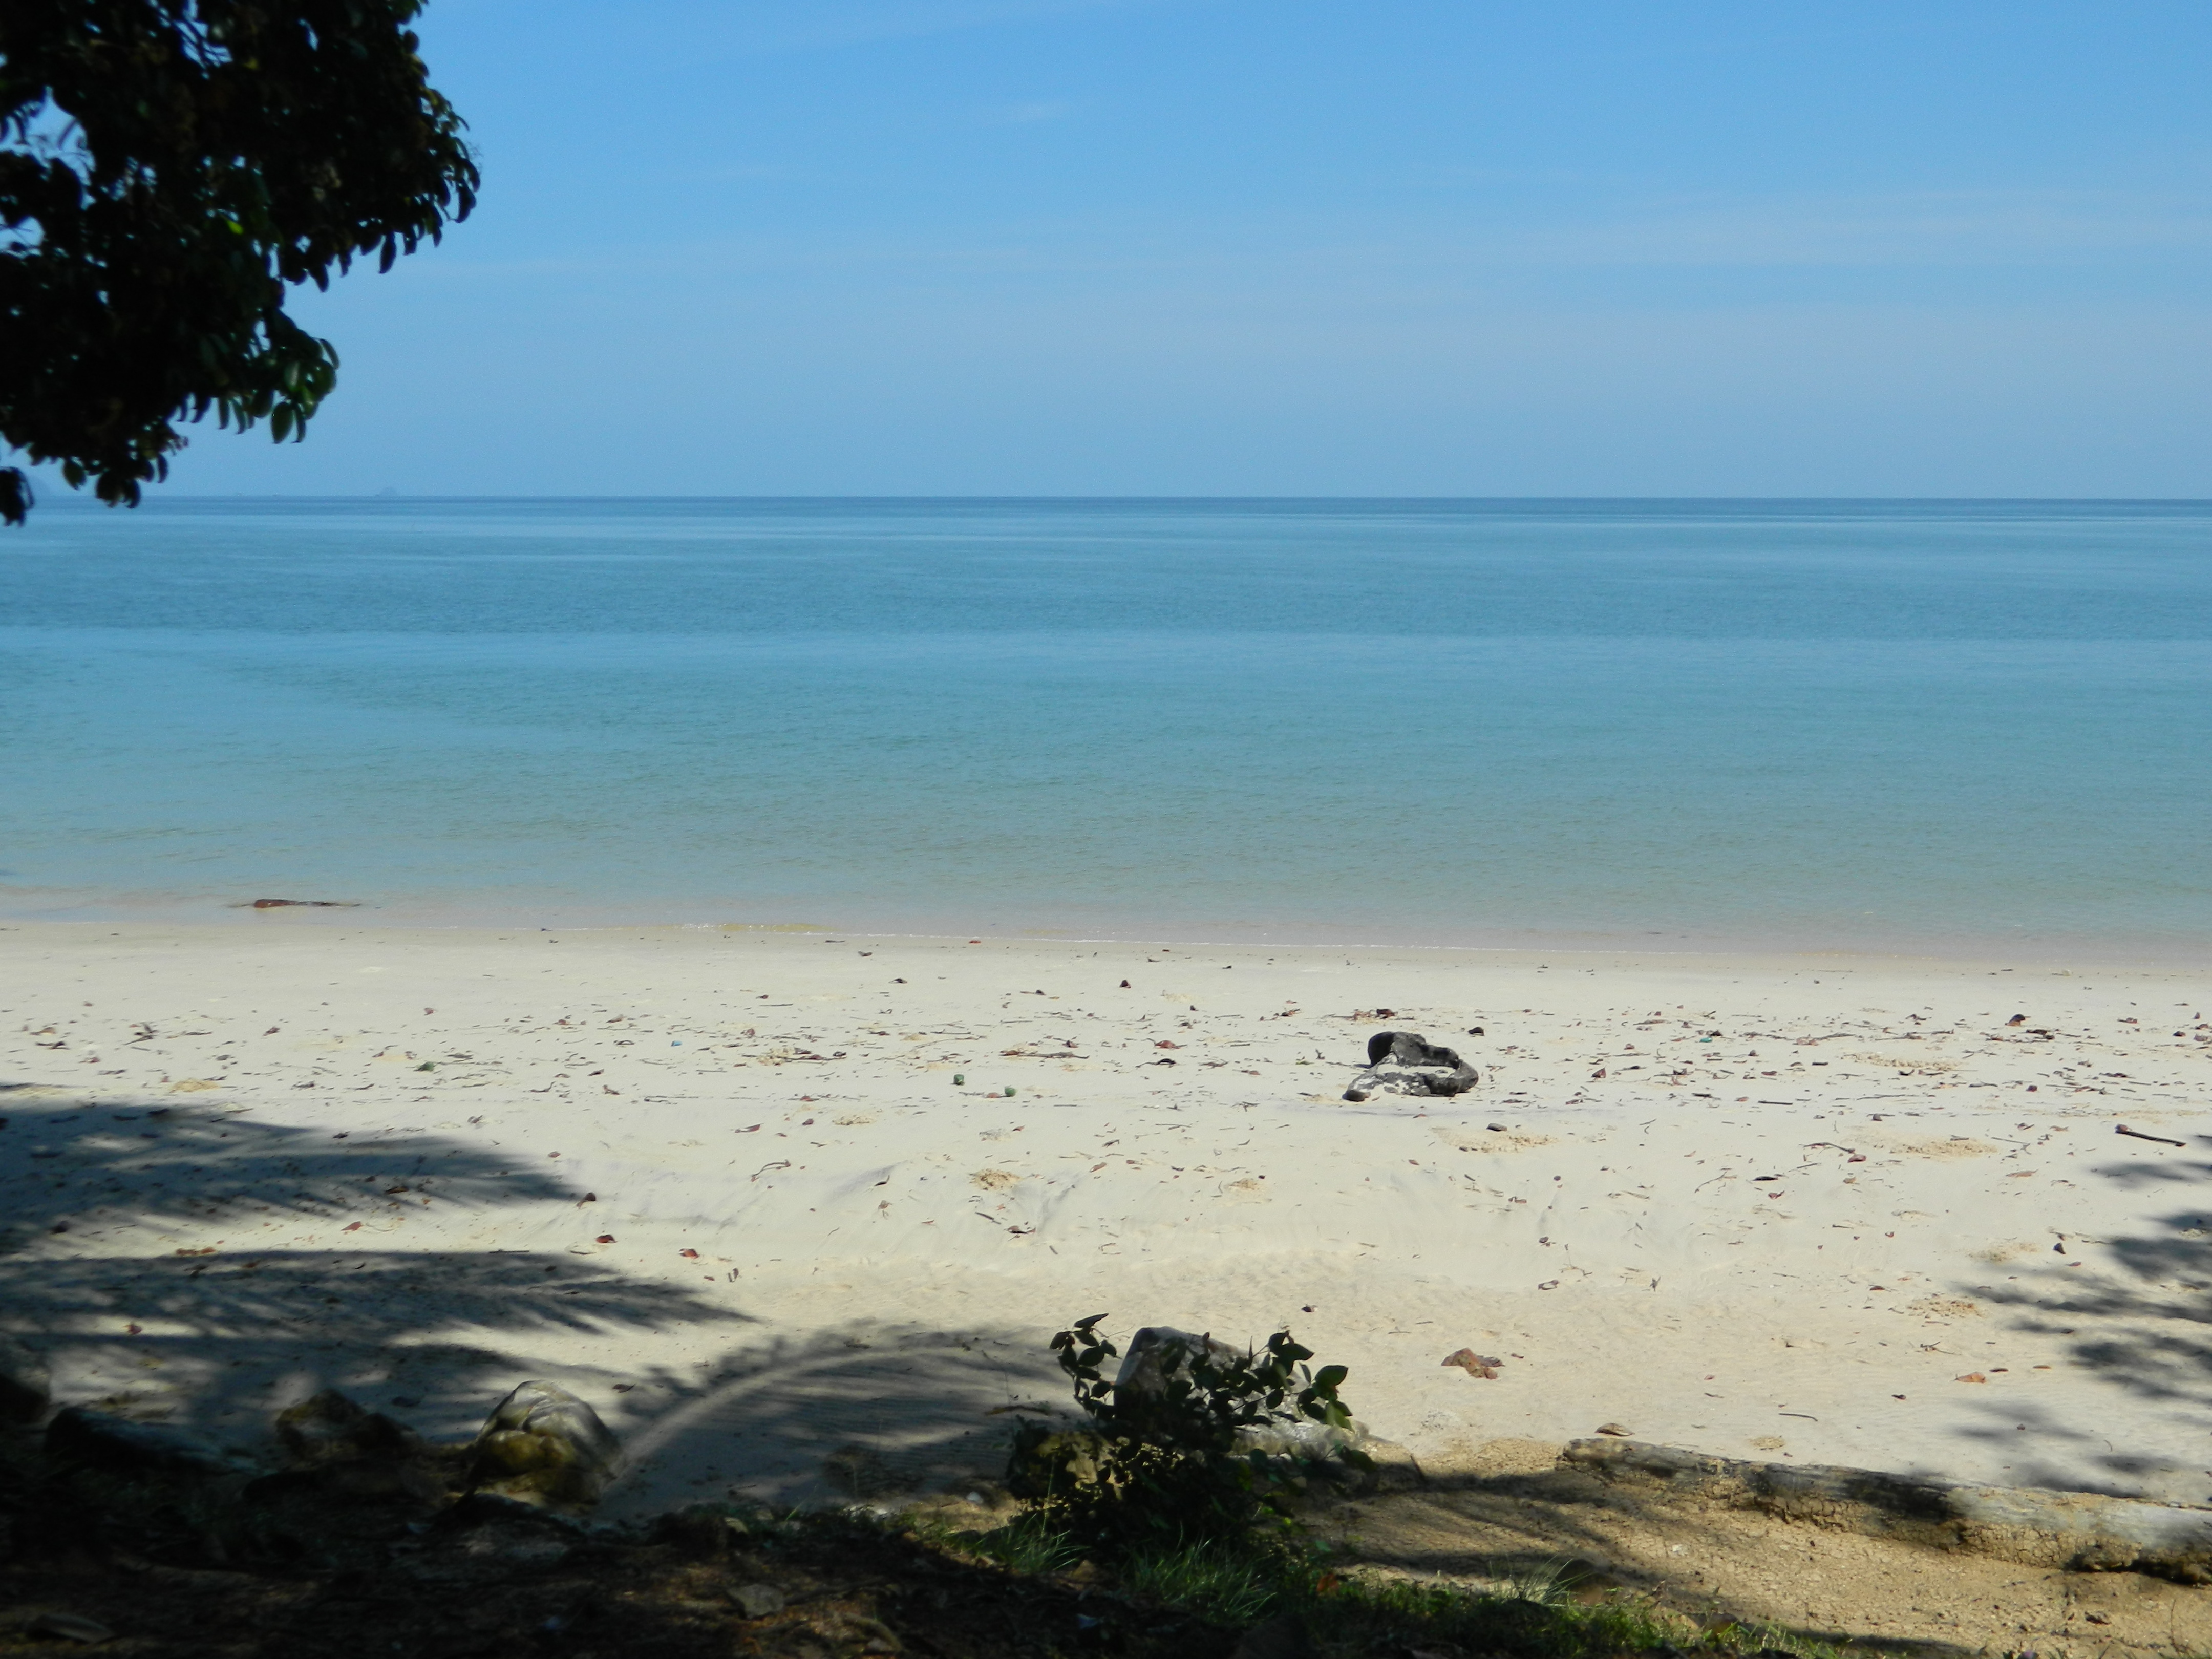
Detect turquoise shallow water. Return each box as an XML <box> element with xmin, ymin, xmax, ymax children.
<box><xmin>1</xmin><ymin>497</ymin><xmax>2206</xmax><ymax>956</ymax></box>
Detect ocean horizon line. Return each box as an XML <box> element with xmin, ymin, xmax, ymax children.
<box><xmin>31</xmin><ymin>491</ymin><xmax>2212</xmax><ymax>507</ymax></box>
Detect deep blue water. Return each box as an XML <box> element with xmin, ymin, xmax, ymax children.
<box><xmin>2</xmin><ymin>497</ymin><xmax>2206</xmax><ymax>956</ymax></box>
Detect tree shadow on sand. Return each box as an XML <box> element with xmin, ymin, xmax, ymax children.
<box><xmin>0</xmin><ymin>1089</ymin><xmax>1067</xmax><ymax>1505</ymax></box>
<box><xmin>0</xmin><ymin>1090</ymin><xmax>753</xmax><ymax>1443</ymax></box>
<box><xmin>603</xmin><ymin>1319</ymin><xmax>1068</xmax><ymax>1516</ymax></box>
<box><xmin>1960</xmin><ymin>1139</ymin><xmax>2212</xmax><ymax>1496</ymax></box>
<box><xmin>1303</xmin><ymin>1460</ymin><xmax>1998</xmax><ymax>1659</ymax></box>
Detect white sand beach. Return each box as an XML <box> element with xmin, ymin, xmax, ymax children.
<box><xmin>4</xmin><ymin>921</ymin><xmax>2208</xmax><ymax>1519</ymax></box>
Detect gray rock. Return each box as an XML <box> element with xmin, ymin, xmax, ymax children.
<box><xmin>731</xmin><ymin>1583</ymin><xmax>786</xmax><ymax>1619</ymax></box>
<box><xmin>45</xmin><ymin>1406</ymin><xmax>246</xmax><ymax>1478</ymax></box>
<box><xmin>1365</xmin><ymin>1030</ymin><xmax>1466</xmax><ymax>1069</ymax></box>
<box><xmin>1343</xmin><ymin>1030</ymin><xmax>1479</xmax><ymax>1102</ymax></box>
<box><xmin>0</xmin><ymin>1333</ymin><xmax>50</xmax><ymax>1425</ymax></box>
<box><xmin>1112</xmin><ymin>1326</ymin><xmax>1241</xmax><ymax>1398</ymax></box>
<box><xmin>469</xmin><ymin>1380</ymin><xmax>622</xmax><ymax>1508</ymax></box>
<box><xmin>275</xmin><ymin>1388</ymin><xmax>421</xmax><ymax>1465</ymax></box>
<box><xmin>1112</xmin><ymin>1328</ymin><xmax>1380</xmax><ymax>1474</ymax></box>
<box><xmin>1235</xmin><ymin>1416</ymin><xmax>1364</xmax><ymax>1459</ymax></box>
<box><xmin>243</xmin><ymin>1387</ymin><xmax>442</xmax><ymax>1507</ymax></box>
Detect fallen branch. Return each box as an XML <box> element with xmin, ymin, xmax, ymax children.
<box><xmin>2116</xmin><ymin>1123</ymin><xmax>2186</xmax><ymax>1148</ymax></box>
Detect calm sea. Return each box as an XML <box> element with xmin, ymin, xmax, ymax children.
<box><xmin>1</xmin><ymin>498</ymin><xmax>2205</xmax><ymax>959</ymax></box>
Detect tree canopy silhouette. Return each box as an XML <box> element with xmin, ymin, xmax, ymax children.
<box><xmin>1</xmin><ymin>1</ymin><xmax>477</xmax><ymax>524</ymax></box>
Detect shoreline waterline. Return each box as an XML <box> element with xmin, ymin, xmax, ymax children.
<box><xmin>4</xmin><ymin>902</ymin><xmax>2212</xmax><ymax>982</ymax></box>
<box><xmin>5</xmin><ymin>896</ymin><xmax>2209</xmax><ymax>973</ymax></box>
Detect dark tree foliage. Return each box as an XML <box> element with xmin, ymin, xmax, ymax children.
<box><xmin>0</xmin><ymin>1</ymin><xmax>477</xmax><ymax>524</ymax></box>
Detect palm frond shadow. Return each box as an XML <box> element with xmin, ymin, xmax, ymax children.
<box><xmin>605</xmin><ymin>1321</ymin><xmax>1067</xmax><ymax>1516</ymax></box>
<box><xmin>1964</xmin><ymin>1151</ymin><xmax>2212</xmax><ymax>1492</ymax></box>
<box><xmin>0</xmin><ymin>1096</ymin><xmax>751</xmax><ymax>1444</ymax></box>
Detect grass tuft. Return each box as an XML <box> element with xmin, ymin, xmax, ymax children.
<box><xmin>1498</xmin><ymin>1554</ymin><xmax>1581</xmax><ymax>1606</ymax></box>
<box><xmin>1298</xmin><ymin>1567</ymin><xmax>1691</xmax><ymax>1658</ymax></box>
<box><xmin>971</xmin><ymin>1511</ymin><xmax>1084</xmax><ymax>1577</ymax></box>
<box><xmin>1118</xmin><ymin>1537</ymin><xmax>1285</xmax><ymax>1626</ymax></box>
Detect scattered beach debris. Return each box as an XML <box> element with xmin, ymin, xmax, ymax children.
<box><xmin>237</xmin><ymin>898</ymin><xmax>363</xmax><ymax>908</ymax></box>
<box><xmin>1441</xmin><ymin>1348</ymin><xmax>1501</xmax><ymax>1378</ymax></box>
<box><xmin>1907</xmin><ymin>1294</ymin><xmax>1981</xmax><ymax>1320</ymax></box>
<box><xmin>1596</xmin><ymin>1422</ymin><xmax>1633</xmax><ymax>1437</ymax></box>
<box><xmin>2117</xmin><ymin>1123</ymin><xmax>2186</xmax><ymax>1147</ymax></box>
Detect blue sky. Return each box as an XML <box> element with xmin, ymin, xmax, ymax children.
<box><xmin>146</xmin><ymin>2</ymin><xmax>2212</xmax><ymax>495</ymax></box>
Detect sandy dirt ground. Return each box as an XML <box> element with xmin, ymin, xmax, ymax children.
<box><xmin>4</xmin><ymin>921</ymin><xmax>2210</xmax><ymax>1540</ymax></box>
<box><xmin>1334</xmin><ymin>1437</ymin><xmax>2212</xmax><ymax>1658</ymax></box>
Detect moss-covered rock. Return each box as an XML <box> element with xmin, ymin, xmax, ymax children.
<box><xmin>467</xmin><ymin>1379</ymin><xmax>622</xmax><ymax>1509</ymax></box>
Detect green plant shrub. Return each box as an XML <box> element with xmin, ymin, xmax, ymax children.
<box><xmin>1007</xmin><ymin>1314</ymin><xmax>1368</xmax><ymax>1555</ymax></box>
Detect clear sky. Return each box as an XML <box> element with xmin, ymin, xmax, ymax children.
<box><xmin>145</xmin><ymin>2</ymin><xmax>2212</xmax><ymax>496</ymax></box>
